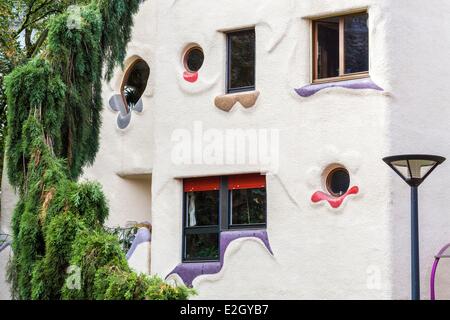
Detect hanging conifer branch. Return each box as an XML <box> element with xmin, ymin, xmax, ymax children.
<box><xmin>4</xmin><ymin>0</ymin><xmax>195</xmax><ymax>300</ymax></box>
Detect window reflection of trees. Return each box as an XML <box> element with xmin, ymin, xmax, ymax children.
<box><xmin>122</xmin><ymin>60</ymin><xmax>150</xmax><ymax>112</ymax></box>
<box><xmin>231</xmin><ymin>188</ymin><xmax>266</xmax><ymax>225</ymax></box>
<box><xmin>344</xmin><ymin>14</ymin><xmax>368</xmax><ymax>74</ymax></box>
<box><xmin>187</xmin><ymin>191</ymin><xmax>219</xmax><ymax>227</ymax></box>
<box><xmin>185</xmin><ymin>233</ymin><xmax>219</xmax><ymax>260</ymax></box>
<box><xmin>229</xmin><ymin>30</ymin><xmax>255</xmax><ymax>90</ymax></box>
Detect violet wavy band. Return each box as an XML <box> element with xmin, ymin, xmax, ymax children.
<box><xmin>126</xmin><ymin>227</ymin><xmax>152</xmax><ymax>260</ymax></box>
<box><xmin>295</xmin><ymin>78</ymin><xmax>383</xmax><ymax>97</ymax></box>
<box><xmin>166</xmin><ymin>229</ymin><xmax>273</xmax><ymax>287</ymax></box>
<box><xmin>430</xmin><ymin>243</ymin><xmax>450</xmax><ymax>300</ymax></box>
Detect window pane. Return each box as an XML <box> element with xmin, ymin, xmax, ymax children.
<box><xmin>317</xmin><ymin>18</ymin><xmax>340</xmax><ymax>79</ymax></box>
<box><xmin>186</xmin><ymin>191</ymin><xmax>219</xmax><ymax>227</ymax></box>
<box><xmin>185</xmin><ymin>47</ymin><xmax>204</xmax><ymax>72</ymax></box>
<box><xmin>228</xmin><ymin>30</ymin><xmax>255</xmax><ymax>91</ymax></box>
<box><xmin>327</xmin><ymin>168</ymin><xmax>350</xmax><ymax>196</ymax></box>
<box><xmin>344</xmin><ymin>14</ymin><xmax>368</xmax><ymax>74</ymax></box>
<box><xmin>123</xmin><ymin>60</ymin><xmax>150</xmax><ymax>110</ymax></box>
<box><xmin>185</xmin><ymin>233</ymin><xmax>219</xmax><ymax>260</ymax></box>
<box><xmin>231</xmin><ymin>188</ymin><xmax>266</xmax><ymax>225</ymax></box>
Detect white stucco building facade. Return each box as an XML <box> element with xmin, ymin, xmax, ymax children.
<box><xmin>2</xmin><ymin>0</ymin><xmax>450</xmax><ymax>300</ymax></box>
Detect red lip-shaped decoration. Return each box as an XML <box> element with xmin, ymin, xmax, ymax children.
<box><xmin>183</xmin><ymin>71</ymin><xmax>198</xmax><ymax>83</ymax></box>
<box><xmin>311</xmin><ymin>186</ymin><xmax>359</xmax><ymax>209</ymax></box>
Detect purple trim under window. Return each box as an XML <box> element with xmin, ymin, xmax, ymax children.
<box><xmin>126</xmin><ymin>227</ymin><xmax>151</xmax><ymax>260</ymax></box>
<box><xmin>166</xmin><ymin>229</ymin><xmax>273</xmax><ymax>287</ymax></box>
<box><xmin>294</xmin><ymin>78</ymin><xmax>383</xmax><ymax>97</ymax></box>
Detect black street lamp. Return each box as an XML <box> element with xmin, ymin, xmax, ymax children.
<box><xmin>383</xmin><ymin>154</ymin><xmax>446</xmax><ymax>300</ymax></box>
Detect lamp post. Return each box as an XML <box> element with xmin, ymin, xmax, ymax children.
<box><xmin>383</xmin><ymin>154</ymin><xmax>445</xmax><ymax>300</ymax></box>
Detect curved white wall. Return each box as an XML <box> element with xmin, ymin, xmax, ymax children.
<box><xmin>3</xmin><ymin>0</ymin><xmax>450</xmax><ymax>300</ymax></box>
<box><xmin>149</xmin><ymin>0</ymin><xmax>394</xmax><ymax>299</ymax></box>
<box><xmin>82</xmin><ymin>1</ymin><xmax>157</xmax><ymax>227</ymax></box>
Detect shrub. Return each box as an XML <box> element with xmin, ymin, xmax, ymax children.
<box><xmin>5</xmin><ymin>0</ymin><xmax>196</xmax><ymax>300</ymax></box>
<box><xmin>62</xmin><ymin>229</ymin><xmax>129</xmax><ymax>300</ymax></box>
<box><xmin>32</xmin><ymin>213</ymin><xmax>86</xmax><ymax>299</ymax></box>
<box><xmin>43</xmin><ymin>180</ymin><xmax>109</xmax><ymax>232</ymax></box>
<box><xmin>144</xmin><ymin>277</ymin><xmax>196</xmax><ymax>300</ymax></box>
<box><xmin>94</xmin><ymin>266</ymin><xmax>151</xmax><ymax>300</ymax></box>
<box><xmin>94</xmin><ymin>266</ymin><xmax>196</xmax><ymax>300</ymax></box>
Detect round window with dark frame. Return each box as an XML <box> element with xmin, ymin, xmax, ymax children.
<box><xmin>121</xmin><ymin>59</ymin><xmax>150</xmax><ymax>112</ymax></box>
<box><xmin>326</xmin><ymin>167</ymin><xmax>350</xmax><ymax>197</ymax></box>
<box><xmin>184</xmin><ymin>46</ymin><xmax>204</xmax><ymax>73</ymax></box>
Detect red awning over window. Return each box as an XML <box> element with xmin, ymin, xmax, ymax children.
<box><xmin>184</xmin><ymin>176</ymin><xmax>221</xmax><ymax>192</ymax></box>
<box><xmin>228</xmin><ymin>173</ymin><xmax>266</xmax><ymax>190</ymax></box>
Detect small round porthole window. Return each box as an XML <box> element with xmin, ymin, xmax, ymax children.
<box><xmin>184</xmin><ymin>46</ymin><xmax>204</xmax><ymax>73</ymax></box>
<box><xmin>326</xmin><ymin>167</ymin><xmax>350</xmax><ymax>197</ymax></box>
<box><xmin>121</xmin><ymin>59</ymin><xmax>150</xmax><ymax>112</ymax></box>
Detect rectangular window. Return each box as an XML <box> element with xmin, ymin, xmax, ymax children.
<box><xmin>313</xmin><ymin>12</ymin><xmax>368</xmax><ymax>82</ymax></box>
<box><xmin>183</xmin><ymin>178</ymin><xmax>220</xmax><ymax>261</ymax></box>
<box><xmin>183</xmin><ymin>174</ymin><xmax>266</xmax><ymax>262</ymax></box>
<box><xmin>227</xmin><ymin>29</ymin><xmax>256</xmax><ymax>93</ymax></box>
<box><xmin>228</xmin><ymin>174</ymin><xmax>266</xmax><ymax>227</ymax></box>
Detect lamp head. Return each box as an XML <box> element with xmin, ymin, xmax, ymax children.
<box><xmin>383</xmin><ymin>154</ymin><xmax>446</xmax><ymax>187</ymax></box>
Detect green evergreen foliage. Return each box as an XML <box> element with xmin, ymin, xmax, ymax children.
<box><xmin>145</xmin><ymin>278</ymin><xmax>196</xmax><ymax>300</ymax></box>
<box><xmin>32</xmin><ymin>213</ymin><xmax>86</xmax><ymax>299</ymax></box>
<box><xmin>62</xmin><ymin>229</ymin><xmax>130</xmax><ymax>300</ymax></box>
<box><xmin>9</xmin><ymin>116</ymin><xmax>62</xmax><ymax>299</ymax></box>
<box><xmin>47</xmin><ymin>5</ymin><xmax>103</xmax><ymax>179</ymax></box>
<box><xmin>94</xmin><ymin>267</ymin><xmax>195</xmax><ymax>300</ymax></box>
<box><xmin>1</xmin><ymin>0</ymin><xmax>92</xmax><ymax>191</ymax></box>
<box><xmin>42</xmin><ymin>180</ymin><xmax>109</xmax><ymax>232</ymax></box>
<box><xmin>94</xmin><ymin>266</ymin><xmax>149</xmax><ymax>300</ymax></box>
<box><xmin>96</xmin><ymin>0</ymin><xmax>142</xmax><ymax>80</ymax></box>
<box><xmin>5</xmin><ymin>0</ymin><xmax>195</xmax><ymax>300</ymax></box>
<box><xmin>4</xmin><ymin>59</ymin><xmax>66</xmax><ymax>190</ymax></box>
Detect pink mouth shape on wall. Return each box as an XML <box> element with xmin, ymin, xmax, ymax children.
<box><xmin>311</xmin><ymin>186</ymin><xmax>359</xmax><ymax>209</ymax></box>
<box><xmin>183</xmin><ymin>71</ymin><xmax>198</xmax><ymax>83</ymax></box>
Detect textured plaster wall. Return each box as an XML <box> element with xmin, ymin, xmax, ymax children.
<box><xmin>128</xmin><ymin>242</ymin><xmax>151</xmax><ymax>275</ymax></box>
<box><xmin>2</xmin><ymin>0</ymin><xmax>450</xmax><ymax>300</ymax></box>
<box><xmin>0</xmin><ymin>162</ymin><xmax>16</xmax><ymax>300</ymax></box>
<box><xmin>0</xmin><ymin>165</ymin><xmax>18</xmax><ymax>235</ymax></box>
<box><xmin>150</xmin><ymin>0</ymin><xmax>394</xmax><ymax>299</ymax></box>
<box><xmin>81</xmin><ymin>1</ymin><xmax>157</xmax><ymax>228</ymax></box>
<box><xmin>385</xmin><ymin>0</ymin><xmax>450</xmax><ymax>300</ymax></box>
<box><xmin>0</xmin><ymin>246</ymin><xmax>11</xmax><ymax>300</ymax></box>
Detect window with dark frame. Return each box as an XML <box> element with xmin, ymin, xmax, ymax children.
<box><xmin>313</xmin><ymin>12</ymin><xmax>368</xmax><ymax>82</ymax></box>
<box><xmin>226</xmin><ymin>29</ymin><xmax>256</xmax><ymax>93</ymax></box>
<box><xmin>121</xmin><ymin>59</ymin><xmax>150</xmax><ymax>112</ymax></box>
<box><xmin>184</xmin><ymin>46</ymin><xmax>204</xmax><ymax>73</ymax></box>
<box><xmin>183</xmin><ymin>174</ymin><xmax>266</xmax><ymax>262</ymax></box>
<box><xmin>326</xmin><ymin>167</ymin><xmax>350</xmax><ymax>197</ymax></box>
<box><xmin>183</xmin><ymin>177</ymin><xmax>220</xmax><ymax>262</ymax></box>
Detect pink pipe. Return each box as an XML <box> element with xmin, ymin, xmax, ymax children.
<box><xmin>430</xmin><ymin>243</ymin><xmax>450</xmax><ymax>300</ymax></box>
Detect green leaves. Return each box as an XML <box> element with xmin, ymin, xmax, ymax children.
<box><xmin>4</xmin><ymin>59</ymin><xmax>66</xmax><ymax>190</ymax></box>
<box><xmin>94</xmin><ymin>266</ymin><xmax>196</xmax><ymax>300</ymax></box>
<box><xmin>6</xmin><ymin>0</ymin><xmax>196</xmax><ymax>301</ymax></box>
<box><xmin>31</xmin><ymin>212</ymin><xmax>86</xmax><ymax>300</ymax></box>
<box><xmin>97</xmin><ymin>0</ymin><xmax>141</xmax><ymax>80</ymax></box>
<box><xmin>62</xmin><ymin>229</ymin><xmax>129</xmax><ymax>300</ymax></box>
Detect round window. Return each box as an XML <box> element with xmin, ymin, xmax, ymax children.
<box><xmin>121</xmin><ymin>59</ymin><xmax>150</xmax><ymax>111</ymax></box>
<box><xmin>184</xmin><ymin>46</ymin><xmax>204</xmax><ymax>72</ymax></box>
<box><xmin>326</xmin><ymin>167</ymin><xmax>350</xmax><ymax>197</ymax></box>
